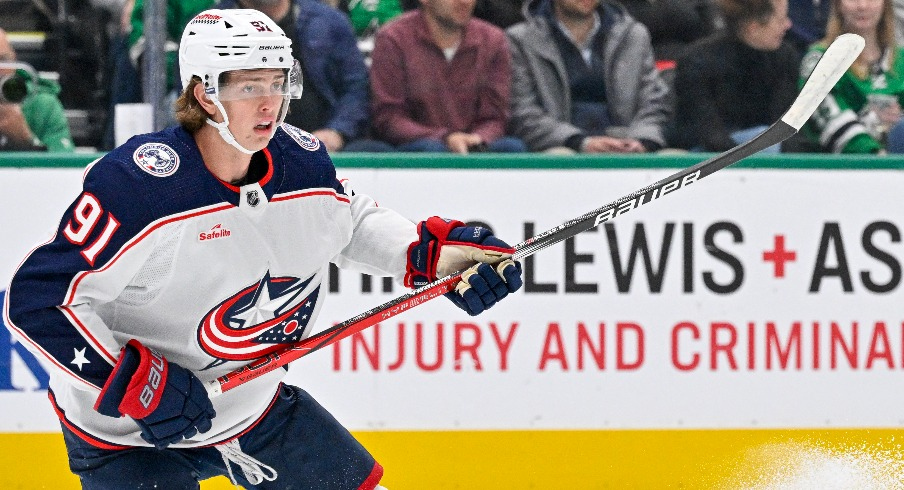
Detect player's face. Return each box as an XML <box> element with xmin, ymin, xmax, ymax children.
<box><xmin>218</xmin><ymin>69</ymin><xmax>287</xmax><ymax>150</ymax></box>
<box><xmin>838</xmin><ymin>0</ymin><xmax>885</xmax><ymax>36</ymax></box>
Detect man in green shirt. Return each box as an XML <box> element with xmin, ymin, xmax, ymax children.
<box><xmin>0</xmin><ymin>29</ymin><xmax>74</xmax><ymax>152</ymax></box>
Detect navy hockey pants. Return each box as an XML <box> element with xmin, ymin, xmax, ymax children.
<box><xmin>60</xmin><ymin>384</ymin><xmax>383</xmax><ymax>489</ymax></box>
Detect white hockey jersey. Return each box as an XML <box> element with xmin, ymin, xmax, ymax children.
<box><xmin>3</xmin><ymin>124</ymin><xmax>417</xmax><ymax>448</ymax></box>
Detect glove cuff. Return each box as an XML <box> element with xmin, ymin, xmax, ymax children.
<box><xmin>403</xmin><ymin>240</ymin><xmax>431</xmax><ymax>288</ymax></box>
<box><xmin>404</xmin><ymin>217</ymin><xmax>466</xmax><ymax>288</ymax></box>
<box><xmin>422</xmin><ymin>216</ymin><xmax>466</xmax><ymax>241</ymax></box>
<box><xmin>94</xmin><ymin>340</ymin><xmax>169</xmax><ymax>419</ymax></box>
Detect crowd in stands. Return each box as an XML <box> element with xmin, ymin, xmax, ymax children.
<box><xmin>2</xmin><ymin>0</ymin><xmax>904</xmax><ymax>155</ymax></box>
<box><xmin>0</xmin><ymin>28</ymin><xmax>73</xmax><ymax>151</ymax></box>
<box><xmin>673</xmin><ymin>0</ymin><xmax>798</xmax><ymax>152</ymax></box>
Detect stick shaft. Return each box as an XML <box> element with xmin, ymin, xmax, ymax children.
<box><xmin>206</xmin><ymin>33</ymin><xmax>863</xmax><ymax>397</ymax></box>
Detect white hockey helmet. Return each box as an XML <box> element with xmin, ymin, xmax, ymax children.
<box><xmin>178</xmin><ymin>9</ymin><xmax>303</xmax><ymax>153</ymax></box>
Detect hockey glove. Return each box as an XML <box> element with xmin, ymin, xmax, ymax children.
<box><xmin>95</xmin><ymin>339</ymin><xmax>216</xmax><ymax>449</ymax></box>
<box><xmin>406</xmin><ymin>217</ymin><xmax>523</xmax><ymax>315</ymax></box>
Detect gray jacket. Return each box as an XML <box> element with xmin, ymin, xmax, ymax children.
<box><xmin>506</xmin><ymin>0</ymin><xmax>671</xmax><ymax>151</ymax></box>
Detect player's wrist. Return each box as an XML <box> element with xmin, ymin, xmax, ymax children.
<box><xmin>94</xmin><ymin>340</ymin><xmax>168</xmax><ymax>419</ymax></box>
<box><xmin>94</xmin><ymin>342</ymin><xmax>144</xmax><ymax>418</ymax></box>
<box><xmin>404</xmin><ymin>216</ymin><xmax>466</xmax><ymax>287</ymax></box>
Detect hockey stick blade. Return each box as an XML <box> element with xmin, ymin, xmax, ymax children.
<box><xmin>205</xmin><ymin>33</ymin><xmax>863</xmax><ymax>397</ymax></box>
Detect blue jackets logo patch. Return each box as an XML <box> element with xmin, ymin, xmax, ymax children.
<box><xmin>133</xmin><ymin>143</ymin><xmax>180</xmax><ymax>177</ymax></box>
<box><xmin>283</xmin><ymin>125</ymin><xmax>321</xmax><ymax>152</ymax></box>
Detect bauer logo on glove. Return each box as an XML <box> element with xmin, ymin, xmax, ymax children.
<box><xmin>406</xmin><ymin>216</ymin><xmax>523</xmax><ymax>315</ymax></box>
<box><xmin>137</xmin><ymin>349</ymin><xmax>165</xmax><ymax>410</ymax></box>
<box><xmin>94</xmin><ymin>339</ymin><xmax>216</xmax><ymax>449</ymax></box>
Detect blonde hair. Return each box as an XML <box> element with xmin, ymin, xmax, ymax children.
<box><xmin>821</xmin><ymin>0</ymin><xmax>896</xmax><ymax>77</ymax></box>
<box><xmin>175</xmin><ymin>77</ymin><xmax>213</xmax><ymax>132</ymax></box>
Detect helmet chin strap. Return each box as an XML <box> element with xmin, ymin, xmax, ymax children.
<box><xmin>206</xmin><ymin>98</ymin><xmax>260</xmax><ymax>155</ymax></box>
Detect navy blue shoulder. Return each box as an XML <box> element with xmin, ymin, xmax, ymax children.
<box><xmin>87</xmin><ymin>127</ymin><xmax>233</xmax><ymax>229</ymax></box>
<box><xmin>268</xmin><ymin>124</ymin><xmax>344</xmax><ymax>195</ymax></box>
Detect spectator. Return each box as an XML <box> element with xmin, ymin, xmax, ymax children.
<box><xmin>786</xmin><ymin>0</ymin><xmax>831</xmax><ymax>60</ymax></box>
<box><xmin>217</xmin><ymin>0</ymin><xmax>370</xmax><ymax>153</ymax></box>
<box><xmin>129</xmin><ymin>0</ymin><xmax>215</xmax><ymax>105</ymax></box>
<box><xmin>673</xmin><ymin>0</ymin><xmax>798</xmax><ymax>152</ymax></box>
<box><xmin>102</xmin><ymin>0</ymin><xmax>212</xmax><ymax>149</ymax></box>
<box><xmin>801</xmin><ymin>0</ymin><xmax>904</xmax><ymax>153</ymax></box>
<box><xmin>101</xmin><ymin>0</ymin><xmax>138</xmax><ymax>150</ymax></box>
<box><xmin>0</xmin><ymin>28</ymin><xmax>74</xmax><ymax>152</ymax></box>
<box><xmin>620</xmin><ymin>0</ymin><xmax>723</xmax><ymax>65</ymax></box>
<box><xmin>894</xmin><ymin>0</ymin><xmax>904</xmax><ymax>43</ymax></box>
<box><xmin>369</xmin><ymin>0</ymin><xmax>527</xmax><ymax>153</ymax></box>
<box><xmin>507</xmin><ymin>0</ymin><xmax>670</xmax><ymax>153</ymax></box>
<box><xmin>339</xmin><ymin>0</ymin><xmax>403</xmax><ymax>37</ymax></box>
<box><xmin>473</xmin><ymin>0</ymin><xmax>525</xmax><ymax>29</ymax></box>
<box><xmin>337</xmin><ymin>0</ymin><xmax>404</xmax><ymax>67</ymax></box>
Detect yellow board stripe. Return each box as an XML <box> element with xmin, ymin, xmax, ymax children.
<box><xmin>3</xmin><ymin>429</ymin><xmax>903</xmax><ymax>489</ymax></box>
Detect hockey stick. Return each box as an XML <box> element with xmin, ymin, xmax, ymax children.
<box><xmin>205</xmin><ymin>33</ymin><xmax>864</xmax><ymax>397</ymax></box>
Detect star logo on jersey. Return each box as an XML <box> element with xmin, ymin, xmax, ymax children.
<box><xmin>71</xmin><ymin>347</ymin><xmax>91</xmax><ymax>371</ymax></box>
<box><xmin>197</xmin><ymin>271</ymin><xmax>319</xmax><ymax>364</ymax></box>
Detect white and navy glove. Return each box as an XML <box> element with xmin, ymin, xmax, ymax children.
<box><xmin>94</xmin><ymin>340</ymin><xmax>216</xmax><ymax>449</ymax></box>
<box><xmin>405</xmin><ymin>217</ymin><xmax>523</xmax><ymax>315</ymax></box>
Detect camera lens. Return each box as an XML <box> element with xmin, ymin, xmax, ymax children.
<box><xmin>0</xmin><ymin>74</ymin><xmax>28</xmax><ymax>103</ymax></box>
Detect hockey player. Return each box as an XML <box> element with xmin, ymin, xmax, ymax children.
<box><xmin>3</xmin><ymin>9</ymin><xmax>522</xmax><ymax>489</ymax></box>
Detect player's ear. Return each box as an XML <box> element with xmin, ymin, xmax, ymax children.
<box><xmin>193</xmin><ymin>82</ymin><xmax>221</xmax><ymax>121</ymax></box>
